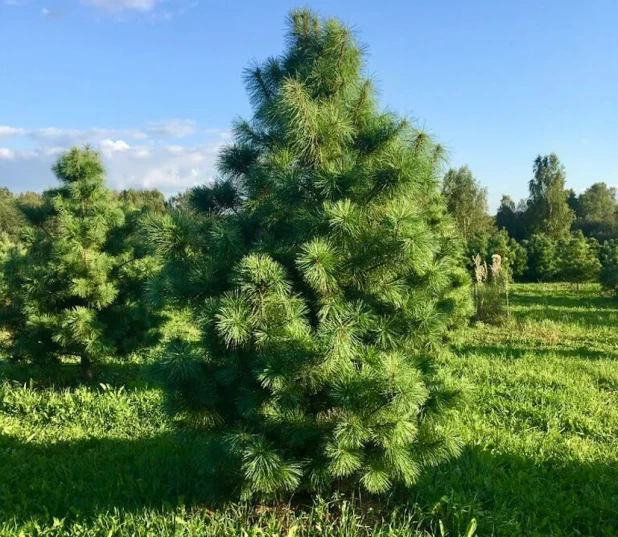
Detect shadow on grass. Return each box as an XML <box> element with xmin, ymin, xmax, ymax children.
<box><xmin>413</xmin><ymin>444</ymin><xmax>618</xmax><ymax>537</ymax></box>
<box><xmin>510</xmin><ymin>290</ymin><xmax>618</xmax><ymax>311</ymax></box>
<box><xmin>456</xmin><ymin>343</ymin><xmax>616</xmax><ymax>361</ymax></box>
<box><xmin>0</xmin><ymin>361</ymin><xmax>149</xmax><ymax>390</ymax></box>
<box><xmin>0</xmin><ymin>432</ymin><xmax>212</xmax><ymax>522</ymax></box>
<box><xmin>1</xmin><ymin>432</ymin><xmax>617</xmax><ymax>536</ymax></box>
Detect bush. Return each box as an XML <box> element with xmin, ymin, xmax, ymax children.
<box><xmin>149</xmin><ymin>9</ymin><xmax>472</xmax><ymax>499</ymax></box>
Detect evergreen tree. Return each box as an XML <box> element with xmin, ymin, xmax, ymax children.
<box><xmin>522</xmin><ymin>234</ymin><xmax>558</xmax><ymax>282</ymax></box>
<box><xmin>442</xmin><ymin>166</ymin><xmax>494</xmax><ymax>241</ymax></box>
<box><xmin>599</xmin><ymin>240</ymin><xmax>618</xmax><ymax>296</ymax></box>
<box><xmin>566</xmin><ymin>188</ymin><xmax>580</xmax><ymax>216</ymax></box>
<box><xmin>0</xmin><ymin>147</ymin><xmax>125</xmax><ymax>377</ymax></box>
<box><xmin>101</xmin><ymin>189</ymin><xmax>166</xmax><ymax>357</ymax></box>
<box><xmin>149</xmin><ymin>10</ymin><xmax>472</xmax><ymax>498</ymax></box>
<box><xmin>558</xmin><ymin>230</ymin><xmax>601</xmax><ymax>288</ymax></box>
<box><xmin>486</xmin><ymin>229</ymin><xmax>526</xmax><ymax>279</ymax></box>
<box><xmin>526</xmin><ymin>154</ymin><xmax>574</xmax><ymax>239</ymax></box>
<box><xmin>508</xmin><ymin>238</ymin><xmax>527</xmax><ymax>279</ymax></box>
<box><xmin>495</xmin><ymin>195</ymin><xmax>526</xmax><ymax>242</ymax></box>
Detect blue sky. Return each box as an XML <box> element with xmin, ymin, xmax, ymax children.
<box><xmin>1</xmin><ymin>0</ymin><xmax>616</xmax><ymax>211</ymax></box>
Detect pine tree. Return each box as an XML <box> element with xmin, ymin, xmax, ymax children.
<box><xmin>0</xmin><ymin>147</ymin><xmax>125</xmax><ymax>377</ymax></box>
<box><xmin>496</xmin><ymin>195</ymin><xmax>527</xmax><ymax>242</ymax></box>
<box><xmin>100</xmin><ymin>189</ymin><xmax>166</xmax><ymax>357</ymax></box>
<box><xmin>149</xmin><ymin>10</ymin><xmax>471</xmax><ymax>499</ymax></box>
<box><xmin>522</xmin><ymin>234</ymin><xmax>558</xmax><ymax>282</ymax></box>
<box><xmin>599</xmin><ymin>240</ymin><xmax>618</xmax><ymax>296</ymax></box>
<box><xmin>559</xmin><ymin>230</ymin><xmax>601</xmax><ymax>288</ymax></box>
<box><xmin>486</xmin><ymin>229</ymin><xmax>527</xmax><ymax>280</ymax></box>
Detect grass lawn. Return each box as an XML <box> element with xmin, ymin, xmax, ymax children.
<box><xmin>1</xmin><ymin>283</ymin><xmax>617</xmax><ymax>536</ymax></box>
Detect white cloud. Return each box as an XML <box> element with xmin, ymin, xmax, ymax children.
<box><xmin>0</xmin><ymin>125</ymin><xmax>147</xmax><ymax>145</ymax></box>
<box><xmin>0</xmin><ymin>122</ymin><xmax>227</xmax><ymax>196</ymax></box>
<box><xmin>146</xmin><ymin>119</ymin><xmax>197</xmax><ymax>138</ymax></box>
<box><xmin>100</xmin><ymin>139</ymin><xmax>131</xmax><ymax>153</ymax></box>
<box><xmin>0</xmin><ymin>148</ymin><xmax>16</xmax><ymax>160</ymax></box>
<box><xmin>81</xmin><ymin>0</ymin><xmax>157</xmax><ymax>12</ymax></box>
<box><xmin>41</xmin><ymin>7</ymin><xmax>64</xmax><ymax>18</ymax></box>
<box><xmin>0</xmin><ymin>126</ymin><xmax>26</xmax><ymax>137</ymax></box>
<box><xmin>0</xmin><ymin>121</ymin><xmax>197</xmax><ymax>145</ymax></box>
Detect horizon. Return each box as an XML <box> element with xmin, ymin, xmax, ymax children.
<box><xmin>1</xmin><ymin>0</ymin><xmax>616</xmax><ymax>212</ymax></box>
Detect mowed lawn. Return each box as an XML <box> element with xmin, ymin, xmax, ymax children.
<box><xmin>0</xmin><ymin>283</ymin><xmax>617</xmax><ymax>536</ymax></box>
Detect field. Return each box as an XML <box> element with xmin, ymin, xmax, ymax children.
<box><xmin>1</xmin><ymin>283</ymin><xmax>617</xmax><ymax>536</ymax></box>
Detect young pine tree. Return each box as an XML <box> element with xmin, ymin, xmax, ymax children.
<box><xmin>599</xmin><ymin>240</ymin><xmax>618</xmax><ymax>296</ymax></box>
<box><xmin>523</xmin><ymin>234</ymin><xmax>558</xmax><ymax>282</ymax></box>
<box><xmin>0</xmin><ymin>147</ymin><xmax>125</xmax><ymax>377</ymax></box>
<box><xmin>559</xmin><ymin>231</ymin><xmax>601</xmax><ymax>288</ymax></box>
<box><xmin>149</xmin><ymin>10</ymin><xmax>472</xmax><ymax>499</ymax></box>
<box><xmin>100</xmin><ymin>189</ymin><xmax>166</xmax><ymax>357</ymax></box>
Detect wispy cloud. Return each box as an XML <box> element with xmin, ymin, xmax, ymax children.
<box><xmin>145</xmin><ymin>119</ymin><xmax>197</xmax><ymax>138</ymax></box>
<box><xmin>0</xmin><ymin>119</ymin><xmax>198</xmax><ymax>145</ymax></box>
<box><xmin>80</xmin><ymin>0</ymin><xmax>157</xmax><ymax>13</ymax></box>
<box><xmin>41</xmin><ymin>7</ymin><xmax>65</xmax><ymax>19</ymax></box>
<box><xmin>0</xmin><ymin>121</ymin><xmax>229</xmax><ymax>195</ymax></box>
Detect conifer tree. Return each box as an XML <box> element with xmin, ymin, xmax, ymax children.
<box><xmin>149</xmin><ymin>10</ymin><xmax>471</xmax><ymax>498</ymax></box>
<box><xmin>0</xmin><ymin>147</ymin><xmax>125</xmax><ymax>377</ymax></box>
<box><xmin>486</xmin><ymin>229</ymin><xmax>527</xmax><ymax>279</ymax></box>
<box><xmin>559</xmin><ymin>230</ymin><xmax>601</xmax><ymax>288</ymax></box>
<box><xmin>599</xmin><ymin>240</ymin><xmax>618</xmax><ymax>296</ymax></box>
<box><xmin>522</xmin><ymin>234</ymin><xmax>558</xmax><ymax>282</ymax></box>
<box><xmin>101</xmin><ymin>189</ymin><xmax>166</xmax><ymax>357</ymax></box>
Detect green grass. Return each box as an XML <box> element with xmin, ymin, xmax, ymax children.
<box><xmin>1</xmin><ymin>283</ymin><xmax>617</xmax><ymax>536</ymax></box>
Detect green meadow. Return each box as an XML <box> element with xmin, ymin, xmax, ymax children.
<box><xmin>1</xmin><ymin>283</ymin><xmax>617</xmax><ymax>536</ymax></box>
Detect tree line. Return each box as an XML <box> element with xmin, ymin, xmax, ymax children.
<box><xmin>442</xmin><ymin>157</ymin><xmax>618</xmax><ymax>293</ymax></box>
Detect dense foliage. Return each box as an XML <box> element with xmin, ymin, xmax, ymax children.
<box><xmin>0</xmin><ymin>148</ymin><xmax>160</xmax><ymax>376</ymax></box>
<box><xmin>442</xmin><ymin>166</ymin><xmax>493</xmax><ymax>242</ymax></box>
<box><xmin>599</xmin><ymin>239</ymin><xmax>618</xmax><ymax>295</ymax></box>
<box><xmin>525</xmin><ymin>154</ymin><xmax>574</xmax><ymax>239</ymax></box>
<box><xmin>148</xmin><ymin>9</ymin><xmax>471</xmax><ymax>498</ymax></box>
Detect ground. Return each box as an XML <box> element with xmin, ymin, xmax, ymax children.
<box><xmin>0</xmin><ymin>283</ymin><xmax>617</xmax><ymax>536</ymax></box>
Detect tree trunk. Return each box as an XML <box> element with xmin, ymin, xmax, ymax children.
<box><xmin>80</xmin><ymin>356</ymin><xmax>92</xmax><ymax>380</ymax></box>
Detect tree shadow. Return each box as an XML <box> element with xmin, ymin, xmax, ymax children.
<box><xmin>456</xmin><ymin>343</ymin><xmax>617</xmax><ymax>361</ymax></box>
<box><xmin>0</xmin><ymin>432</ymin><xmax>213</xmax><ymax>523</ymax></box>
<box><xmin>0</xmin><ymin>361</ymin><xmax>150</xmax><ymax>390</ymax></box>
<box><xmin>510</xmin><ymin>290</ymin><xmax>618</xmax><ymax>312</ymax></box>
<box><xmin>413</xmin><ymin>444</ymin><xmax>618</xmax><ymax>536</ymax></box>
<box><xmin>1</xmin><ymin>432</ymin><xmax>617</xmax><ymax>536</ymax></box>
